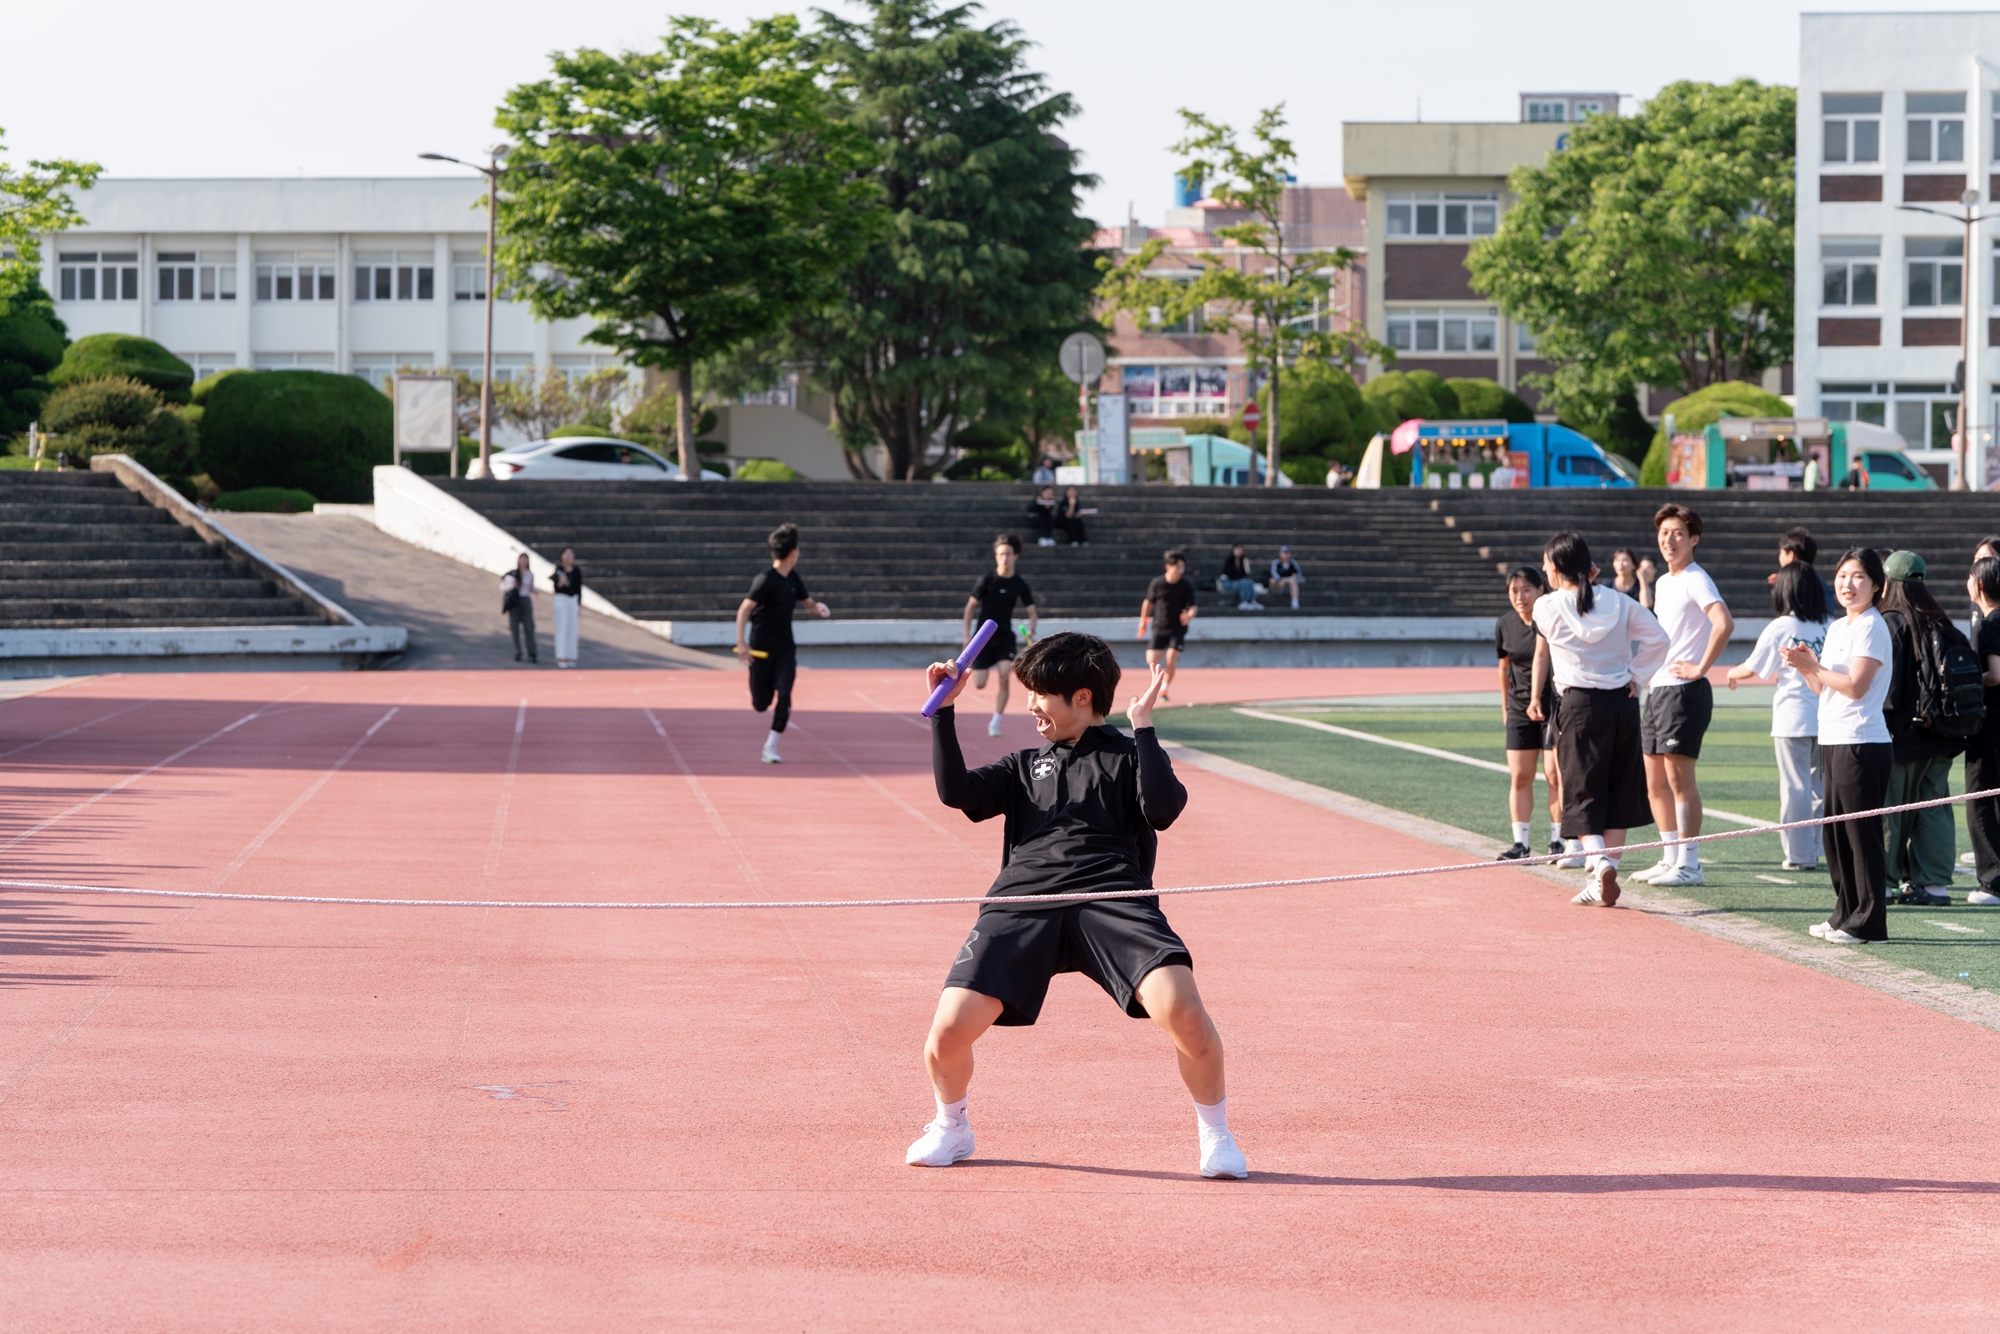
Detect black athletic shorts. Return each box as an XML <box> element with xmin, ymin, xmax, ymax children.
<box><xmin>1555</xmin><ymin>685</ymin><xmax>1652</xmax><ymax>837</ymax></box>
<box><xmin>1504</xmin><ymin>712</ymin><xmax>1555</xmax><ymax>752</ymax></box>
<box><xmin>943</xmin><ymin>897</ymin><xmax>1192</xmax><ymax>1026</ymax></box>
<box><xmin>1641</xmin><ymin>678</ymin><xmax>1713</xmax><ymax>760</ymax></box>
<box><xmin>1149</xmin><ymin>629</ymin><xmax>1187</xmax><ymax>653</ymax></box>
<box><xmin>971</xmin><ymin>629</ymin><xmax>1018</xmax><ymax>672</ymax></box>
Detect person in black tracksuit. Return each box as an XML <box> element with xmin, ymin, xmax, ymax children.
<box><xmin>1966</xmin><ymin>556</ymin><xmax>2000</xmax><ymax>906</ymax></box>
<box><xmin>903</xmin><ymin>631</ymin><xmax>1248</xmax><ymax>1179</ymax></box>
<box><xmin>733</xmin><ymin>522</ymin><xmax>830</xmax><ymax>765</ymax></box>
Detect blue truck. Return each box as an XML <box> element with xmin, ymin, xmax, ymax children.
<box><xmin>1406</xmin><ymin>420</ymin><xmax>1635</xmax><ymax>490</ymax></box>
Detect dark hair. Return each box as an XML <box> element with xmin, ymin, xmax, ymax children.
<box><xmin>1163</xmin><ymin>547</ymin><xmax>1187</xmax><ymax>567</ymax></box>
<box><xmin>1882</xmin><ymin>568</ymin><xmax>1952</xmax><ymax>632</ymax></box>
<box><xmin>1977</xmin><ymin>536</ymin><xmax>2000</xmax><ymax>560</ymax></box>
<box><xmin>1543</xmin><ymin>531</ymin><xmax>1595</xmax><ymax>614</ymax></box>
<box><xmin>1652</xmin><ymin>502</ymin><xmax>1703</xmax><ymax>538</ymax></box>
<box><xmin>1506</xmin><ymin>565</ymin><xmax>1546</xmax><ymax>590</ymax></box>
<box><xmin>1832</xmin><ymin>547</ymin><xmax>1886</xmax><ymax>608</ymax></box>
<box><xmin>767</xmin><ymin>522</ymin><xmax>799</xmax><ymax>559</ymax></box>
<box><xmin>1015</xmin><ymin>631</ymin><xmax>1122</xmax><ymax>717</ymax></box>
<box><xmin>1973</xmin><ymin>556</ymin><xmax>2000</xmax><ymax>605</ymax></box>
<box><xmin>1612</xmin><ymin>547</ymin><xmax>1640</xmax><ymax>568</ymax></box>
<box><xmin>1771</xmin><ymin>561</ymin><xmax>1829</xmax><ymax>623</ymax></box>
<box><xmin>995</xmin><ymin>533</ymin><xmax>1021</xmax><ymax>553</ymax></box>
<box><xmin>1780</xmin><ymin>527</ymin><xmax>1818</xmax><ymax>565</ymax></box>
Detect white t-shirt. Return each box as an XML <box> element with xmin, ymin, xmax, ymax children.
<box><xmin>1741</xmin><ymin>615</ymin><xmax>1829</xmax><ymax>737</ymax></box>
<box><xmin>1816</xmin><ymin>608</ymin><xmax>1894</xmax><ymax>746</ymax></box>
<box><xmin>1649</xmin><ymin>562</ymin><xmax>1725</xmax><ymax>690</ymax></box>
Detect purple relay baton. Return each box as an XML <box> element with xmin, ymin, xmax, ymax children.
<box><xmin>921</xmin><ymin>620</ymin><xmax>999</xmax><ymax>717</ymax></box>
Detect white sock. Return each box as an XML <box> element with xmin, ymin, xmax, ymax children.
<box><xmin>937</xmin><ymin>1095</ymin><xmax>967</xmax><ymax>1127</ymax></box>
<box><xmin>1563</xmin><ymin>838</ymin><xmax>1582</xmax><ymax>855</ymax></box>
<box><xmin>1658</xmin><ymin>829</ymin><xmax>1678</xmax><ymax>864</ymax></box>
<box><xmin>1194</xmin><ymin>1096</ymin><xmax>1229</xmax><ymax>1133</ymax></box>
<box><xmin>991</xmin><ymin>712</ymin><xmax>1003</xmax><ymax>724</ymax></box>
<box><xmin>763</xmin><ymin>730</ymin><xmax>781</xmax><ymax>752</ymax></box>
<box><xmin>1581</xmin><ymin>833</ymin><xmax>1606</xmax><ymax>869</ymax></box>
<box><xmin>1512</xmin><ymin>821</ymin><xmax>1531</xmax><ymax>846</ymax></box>
<box><xmin>1674</xmin><ymin>803</ymin><xmax>1693</xmax><ymax>865</ymax></box>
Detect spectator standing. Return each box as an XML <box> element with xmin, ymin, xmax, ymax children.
<box><xmin>550</xmin><ymin>547</ymin><xmax>584</xmax><ymax>669</ymax></box>
<box><xmin>501</xmin><ymin>553</ymin><xmax>538</xmax><ymax>664</ymax></box>
<box><xmin>963</xmin><ymin>534</ymin><xmax>1038</xmax><ymax>738</ymax></box>
<box><xmin>1528</xmin><ymin>531</ymin><xmax>1669</xmax><ymax>907</ymax></box>
<box><xmin>1268</xmin><ymin>546</ymin><xmax>1303</xmax><ymax>609</ymax></box>
<box><xmin>1025</xmin><ymin>487</ymin><xmax>1059</xmax><ymax>546</ymax></box>
<box><xmin>1607</xmin><ymin>548</ymin><xmax>1655</xmax><ymax>611</ymax></box>
<box><xmin>1494</xmin><ymin>565</ymin><xmax>1565</xmax><ymax>863</ymax></box>
<box><xmin>734</xmin><ymin>522</ymin><xmax>832</xmax><ymax>765</ymax></box>
<box><xmin>1878</xmin><ymin>552</ymin><xmax>1968</xmax><ymax>905</ymax></box>
<box><xmin>1784</xmin><ymin>548</ymin><xmax>1894</xmax><ymax>944</ymax></box>
<box><xmin>1031</xmin><ymin>456</ymin><xmax>1057</xmax><ymax>485</ymax></box>
<box><xmin>1138</xmin><ymin>548</ymin><xmax>1198</xmax><ymax>701</ymax></box>
<box><xmin>1635</xmin><ymin>504</ymin><xmax>1734</xmax><ymax>890</ymax></box>
<box><xmin>1963</xmin><ymin>556</ymin><xmax>2000</xmax><ymax>905</ymax></box>
<box><xmin>1057</xmin><ymin>486</ymin><xmax>1090</xmax><ymax>546</ymax></box>
<box><xmin>1725</xmin><ymin>563</ymin><xmax>1830</xmax><ymax>869</ymax></box>
<box><xmin>1219</xmin><ymin>544</ymin><xmax>1262</xmax><ymax>610</ymax></box>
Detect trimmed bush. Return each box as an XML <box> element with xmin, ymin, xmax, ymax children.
<box><xmin>48</xmin><ymin>334</ymin><xmax>194</xmax><ymax>403</ymax></box>
<box><xmin>736</xmin><ymin>458</ymin><xmax>803</xmax><ymax>482</ymax></box>
<box><xmin>1360</xmin><ymin>369</ymin><xmax>1453</xmax><ymax>427</ymax></box>
<box><xmin>212</xmin><ymin>486</ymin><xmax>318</xmax><ymax>513</ymax></box>
<box><xmin>1443</xmin><ymin>377</ymin><xmax>1534</xmax><ymax>423</ymax></box>
<box><xmin>198</xmin><ymin>370</ymin><xmax>391</xmax><ymax>503</ymax></box>
<box><xmin>1258</xmin><ymin>361</ymin><xmax>1382</xmax><ymax>465</ymax></box>
<box><xmin>40</xmin><ymin>376</ymin><xmax>197</xmax><ymax>476</ymax></box>
<box><xmin>0</xmin><ymin>289</ymin><xmax>68</xmax><ymax>435</ymax></box>
<box><xmin>1638</xmin><ymin>381</ymin><xmax>1793</xmax><ymax>486</ymax></box>
<box><xmin>190</xmin><ymin>367</ymin><xmax>255</xmax><ymax>404</ymax></box>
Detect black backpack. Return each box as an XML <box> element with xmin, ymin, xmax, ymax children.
<box><xmin>1913</xmin><ymin>618</ymin><xmax>1987</xmax><ymax>738</ymax></box>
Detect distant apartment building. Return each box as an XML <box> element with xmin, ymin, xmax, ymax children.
<box><xmin>1092</xmin><ymin>186</ymin><xmax>1366</xmax><ymax>423</ymax></box>
<box><xmin>1797</xmin><ymin>11</ymin><xmax>2000</xmax><ymax>453</ymax></box>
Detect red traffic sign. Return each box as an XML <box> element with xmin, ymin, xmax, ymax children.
<box><xmin>1240</xmin><ymin>403</ymin><xmax>1261</xmax><ymax>431</ymax></box>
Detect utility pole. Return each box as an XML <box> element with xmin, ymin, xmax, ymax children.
<box><xmin>420</xmin><ymin>147</ymin><xmax>508</xmax><ymax>478</ymax></box>
<box><xmin>1266</xmin><ymin>227</ymin><xmax>1281</xmax><ymax>487</ymax></box>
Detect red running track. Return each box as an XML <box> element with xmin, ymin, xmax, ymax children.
<box><xmin>3</xmin><ymin>666</ymin><xmax>1998</xmax><ymax>1331</ymax></box>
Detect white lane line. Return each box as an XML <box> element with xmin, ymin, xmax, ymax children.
<box><xmin>1925</xmin><ymin>920</ymin><xmax>1984</xmax><ymax>934</ymax></box>
<box><xmin>1</xmin><ymin>685</ymin><xmax>310</xmax><ymax>851</ymax></box>
<box><xmin>1231</xmin><ymin>707</ymin><xmax>1774</xmax><ymax>829</ymax></box>
<box><xmin>0</xmin><ymin>689</ymin><xmax>187</xmax><ymax>763</ymax></box>
<box><xmin>1756</xmin><ymin>874</ymin><xmax>1795</xmax><ymax>885</ymax></box>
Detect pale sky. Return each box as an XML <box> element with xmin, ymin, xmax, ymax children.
<box><xmin>5</xmin><ymin>0</ymin><xmax>1993</xmax><ymax>228</ymax></box>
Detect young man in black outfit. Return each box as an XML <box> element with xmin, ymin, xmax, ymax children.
<box><xmin>963</xmin><ymin>534</ymin><xmax>1039</xmax><ymax>738</ymax></box>
<box><xmin>1965</xmin><ymin>556</ymin><xmax>2000</xmax><ymax>906</ymax></box>
<box><xmin>733</xmin><ymin>522</ymin><xmax>830</xmax><ymax>765</ymax></box>
<box><xmin>908</xmin><ymin>631</ymin><xmax>1247</xmax><ymax>1179</ymax></box>
<box><xmin>1138</xmin><ymin>548</ymin><xmax>1198</xmax><ymax>701</ymax></box>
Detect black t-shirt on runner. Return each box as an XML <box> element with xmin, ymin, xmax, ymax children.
<box><xmin>971</xmin><ymin>572</ymin><xmax>1034</xmax><ymax>630</ymax></box>
<box><xmin>1977</xmin><ymin>609</ymin><xmax>2000</xmax><ymax>746</ymax></box>
<box><xmin>1495</xmin><ymin>612</ymin><xmax>1552</xmax><ymax>718</ymax></box>
<box><xmin>1147</xmin><ymin>576</ymin><xmax>1196</xmax><ymax>630</ymax></box>
<box><xmin>746</xmin><ymin>568</ymin><xmax>811</xmax><ymax>651</ymax></box>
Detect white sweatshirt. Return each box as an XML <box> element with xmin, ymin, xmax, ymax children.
<box><xmin>1531</xmin><ymin>585</ymin><xmax>1670</xmax><ymax>691</ymax></box>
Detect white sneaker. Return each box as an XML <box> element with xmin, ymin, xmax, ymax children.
<box><xmin>1632</xmin><ymin>858</ymin><xmax>1677</xmax><ymax>883</ymax></box>
<box><xmin>1651</xmin><ymin>864</ymin><xmax>1706</xmax><ymax>888</ymax></box>
<box><xmin>1572</xmin><ymin>860</ymin><xmax>1620</xmax><ymax>907</ymax></box>
<box><xmin>1961</xmin><ymin>851</ymin><xmax>1979</xmax><ymax>866</ymax></box>
<box><xmin>986</xmin><ymin>717</ymin><xmax>1002</xmax><ymax>737</ymax></box>
<box><xmin>906</xmin><ymin>1116</ymin><xmax>974</xmax><ymax>1167</ymax></box>
<box><xmin>1823</xmin><ymin>928</ymin><xmax>1869</xmax><ymax>944</ymax></box>
<box><xmin>1199</xmin><ymin>1127</ymin><xmax>1248</xmax><ymax>1179</ymax></box>
<box><xmin>1970</xmin><ymin>889</ymin><xmax>2000</xmax><ymax>906</ymax></box>
<box><xmin>1809</xmin><ymin>921</ymin><xmax>1833</xmax><ymax>938</ymax></box>
<box><xmin>1556</xmin><ymin>852</ymin><xmax>1587</xmax><ymax>869</ymax></box>
<box><xmin>761</xmin><ymin>745</ymin><xmax>781</xmax><ymax>765</ymax></box>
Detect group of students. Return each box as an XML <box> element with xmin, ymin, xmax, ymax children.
<box><xmin>1496</xmin><ymin>509</ymin><xmax>2000</xmax><ymax>942</ymax></box>
<box><xmin>496</xmin><ymin>548</ymin><xmax>586</xmax><ymax>668</ymax></box>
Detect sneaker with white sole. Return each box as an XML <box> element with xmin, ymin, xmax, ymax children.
<box><xmin>1969</xmin><ymin>889</ymin><xmax>2000</xmax><ymax>906</ymax></box>
<box><xmin>1199</xmin><ymin>1127</ymin><xmax>1248</xmax><ymax>1179</ymax></box>
<box><xmin>761</xmin><ymin>747</ymin><xmax>782</xmax><ymax>765</ymax></box>
<box><xmin>1651</xmin><ymin>864</ymin><xmax>1706</xmax><ymax>888</ymax></box>
<box><xmin>906</xmin><ymin>1116</ymin><xmax>974</xmax><ymax>1167</ymax></box>
<box><xmin>1809</xmin><ymin>921</ymin><xmax>1833</xmax><ymax>938</ymax></box>
<box><xmin>1823</xmin><ymin>928</ymin><xmax>1870</xmax><ymax>944</ymax></box>
<box><xmin>1961</xmin><ymin>851</ymin><xmax>1979</xmax><ymax>866</ymax></box>
<box><xmin>1556</xmin><ymin>852</ymin><xmax>1588</xmax><ymax>870</ymax></box>
<box><xmin>986</xmin><ymin>718</ymin><xmax>1003</xmax><ymax>738</ymax></box>
<box><xmin>1571</xmin><ymin>860</ymin><xmax>1620</xmax><ymax>907</ymax></box>
<box><xmin>1631</xmin><ymin>858</ymin><xmax>1677</xmax><ymax>884</ymax></box>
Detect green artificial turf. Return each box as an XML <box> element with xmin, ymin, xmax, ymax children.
<box><xmin>1147</xmin><ymin>692</ymin><xmax>2000</xmax><ymax>998</ymax></box>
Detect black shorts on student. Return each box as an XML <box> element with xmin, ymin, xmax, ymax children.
<box><xmin>1149</xmin><ymin>629</ymin><xmax>1187</xmax><ymax>653</ymax></box>
<box><xmin>1504</xmin><ymin>714</ymin><xmax>1555</xmax><ymax>752</ymax></box>
<box><xmin>1556</xmin><ymin>686</ymin><xmax>1651</xmax><ymax>836</ymax></box>
<box><xmin>1641</xmin><ymin>678</ymin><xmax>1713</xmax><ymax>760</ymax></box>
<box><xmin>971</xmin><ymin>630</ymin><xmax>1017</xmax><ymax>672</ymax></box>
<box><xmin>944</xmin><ymin>897</ymin><xmax>1192</xmax><ymax>1026</ymax></box>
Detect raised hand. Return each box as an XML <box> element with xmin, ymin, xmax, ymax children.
<box><xmin>926</xmin><ymin>659</ymin><xmax>971</xmax><ymax>709</ymax></box>
<box><xmin>1126</xmin><ymin>663</ymin><xmax>1168</xmax><ymax>730</ymax></box>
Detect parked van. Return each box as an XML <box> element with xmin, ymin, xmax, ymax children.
<box><xmin>1402</xmin><ymin>420</ymin><xmax>1634</xmax><ymax>489</ymax></box>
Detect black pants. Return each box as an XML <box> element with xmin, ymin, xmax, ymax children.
<box><xmin>1058</xmin><ymin>513</ymin><xmax>1087</xmax><ymax>544</ymax></box>
<box><xmin>749</xmin><ymin>645</ymin><xmax>797</xmax><ymax>733</ymax></box>
<box><xmin>507</xmin><ymin>601</ymin><xmax>536</xmax><ymax>660</ymax></box>
<box><xmin>1966</xmin><ymin>743</ymin><xmax>2000</xmax><ymax>895</ymax></box>
<box><xmin>1028</xmin><ymin>508</ymin><xmax>1054</xmax><ymax>540</ymax></box>
<box><xmin>1824</xmin><ymin>742</ymin><xmax>1893</xmax><ymax>941</ymax></box>
<box><xmin>1554</xmin><ymin>686</ymin><xmax>1651</xmax><ymax>837</ymax></box>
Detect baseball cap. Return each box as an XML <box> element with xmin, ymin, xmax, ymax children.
<box><xmin>1884</xmin><ymin>550</ymin><xmax>1926</xmax><ymax>580</ymax></box>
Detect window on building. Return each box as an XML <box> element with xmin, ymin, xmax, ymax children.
<box><xmin>156</xmin><ymin>251</ymin><xmax>237</xmax><ymax>302</ymax></box>
<box><xmin>1525</xmin><ymin>100</ymin><xmax>1567</xmax><ymax>123</ymax></box>
<box><xmin>188</xmin><ymin>355</ymin><xmax>237</xmax><ymax>382</ymax></box>
<box><xmin>1821</xmin><ymin>237</ymin><xmax>1880</xmax><ymax>306</ymax></box>
<box><xmin>1820</xmin><ymin>381</ymin><xmax>1889</xmax><ymax>427</ymax></box>
<box><xmin>1906</xmin><ymin>92</ymin><xmax>1965</xmax><ymax>163</ymax></box>
<box><xmin>350</xmin><ymin>356</ymin><xmax>434</xmax><ymax>391</ymax></box>
<box><xmin>1516</xmin><ymin>325</ymin><xmax>1538</xmax><ymax>354</ymax></box>
<box><xmin>1823</xmin><ymin>93</ymin><xmax>1882</xmax><ymax>163</ymax></box>
<box><xmin>451</xmin><ymin>354</ymin><xmax>531</xmax><ymax>383</ymax></box>
<box><xmin>57</xmin><ymin>252</ymin><xmax>138</xmax><ymax>302</ymax></box>
<box><xmin>1384</xmin><ymin>192</ymin><xmax>1498</xmax><ymax>239</ymax></box>
<box><xmin>1906</xmin><ymin>236</ymin><xmax>1962</xmax><ymax>306</ymax></box>
<box><xmin>1385</xmin><ymin>306</ymin><xmax>1498</xmax><ymax>353</ymax></box>
<box><xmin>1889</xmin><ymin>383</ymin><xmax>1952</xmax><ymax>447</ymax></box>
<box><xmin>352</xmin><ymin>251</ymin><xmax>436</xmax><ymax>302</ymax></box>
<box><xmin>252</xmin><ymin>353</ymin><xmax>338</xmax><ymax>370</ymax></box>
<box><xmin>255</xmin><ymin>252</ymin><xmax>336</xmax><ymax>302</ymax></box>
<box><xmin>1993</xmin><ymin>93</ymin><xmax>2000</xmax><ymax>160</ymax></box>
<box><xmin>452</xmin><ymin>252</ymin><xmax>488</xmax><ymax>302</ymax></box>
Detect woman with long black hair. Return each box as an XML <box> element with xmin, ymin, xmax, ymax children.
<box><xmin>1878</xmin><ymin>552</ymin><xmax>1969</xmax><ymax>904</ymax></box>
<box><xmin>1528</xmin><ymin>531</ymin><xmax>1669</xmax><ymax>906</ymax></box>
<box><xmin>1784</xmin><ymin>548</ymin><xmax>1895</xmax><ymax>943</ymax></box>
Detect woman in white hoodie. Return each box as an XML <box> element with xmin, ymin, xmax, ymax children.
<box><xmin>1528</xmin><ymin>531</ymin><xmax>1670</xmax><ymax>907</ymax></box>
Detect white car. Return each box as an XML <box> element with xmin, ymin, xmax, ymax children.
<box><xmin>477</xmin><ymin>437</ymin><xmax>726</xmax><ymax>481</ymax></box>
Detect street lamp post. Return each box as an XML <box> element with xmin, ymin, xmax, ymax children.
<box><xmin>1899</xmin><ymin>188</ymin><xmax>2000</xmax><ymax>490</ymax></box>
<box><xmin>420</xmin><ymin>148</ymin><xmax>506</xmax><ymax>478</ymax></box>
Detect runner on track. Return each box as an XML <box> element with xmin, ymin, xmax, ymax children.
<box><xmin>907</xmin><ymin>631</ymin><xmax>1248</xmax><ymax>1179</ymax></box>
<box><xmin>733</xmin><ymin>522</ymin><xmax>830</xmax><ymax>765</ymax></box>
<box><xmin>1137</xmin><ymin>548</ymin><xmax>1197</xmax><ymax>702</ymax></box>
<box><xmin>963</xmin><ymin>534</ymin><xmax>1038</xmax><ymax>738</ymax></box>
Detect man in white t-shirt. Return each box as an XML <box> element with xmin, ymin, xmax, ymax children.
<box><xmin>1635</xmin><ymin>504</ymin><xmax>1735</xmax><ymax>887</ymax></box>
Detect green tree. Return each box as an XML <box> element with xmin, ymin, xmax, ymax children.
<box><xmin>1637</xmin><ymin>380</ymin><xmax>1792</xmax><ymax>485</ymax></box>
<box><xmin>40</xmin><ymin>376</ymin><xmax>197</xmax><ymax>477</ymax></box>
<box><xmin>0</xmin><ymin>127</ymin><xmax>99</xmax><ymax>310</ymax></box>
<box><xmin>0</xmin><ymin>284</ymin><xmax>66</xmax><ymax>437</ymax></box>
<box><xmin>1444</xmin><ymin>377</ymin><xmax>1534</xmax><ymax>423</ymax></box>
<box><xmin>1257</xmin><ymin>359</ymin><xmax>1380</xmax><ymax>464</ymax></box>
<box><xmin>791</xmin><ymin>0</ymin><xmax>1101</xmax><ymax>480</ymax></box>
<box><xmin>1099</xmin><ymin>105</ymin><xmax>1386</xmax><ymax>486</ymax></box>
<box><xmin>48</xmin><ymin>333</ymin><xmax>195</xmax><ymax>403</ymax></box>
<box><xmin>494</xmin><ymin>16</ymin><xmax>875</xmax><ymax>481</ymax></box>
<box><xmin>1468</xmin><ymin>80</ymin><xmax>1794</xmax><ymax>421</ymax></box>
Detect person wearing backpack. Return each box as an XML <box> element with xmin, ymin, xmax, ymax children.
<box><xmin>1878</xmin><ymin>551</ymin><xmax>1981</xmax><ymax>905</ymax></box>
<box><xmin>1962</xmin><ymin>556</ymin><xmax>2000</xmax><ymax>906</ymax></box>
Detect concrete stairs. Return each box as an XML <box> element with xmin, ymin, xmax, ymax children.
<box><xmin>0</xmin><ymin>471</ymin><xmax>320</xmax><ymax>628</ymax></box>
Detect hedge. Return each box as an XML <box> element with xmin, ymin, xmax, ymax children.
<box><xmin>0</xmin><ymin>295</ymin><xmax>67</xmax><ymax>435</ymax></box>
<box><xmin>48</xmin><ymin>334</ymin><xmax>194</xmax><ymax>403</ymax></box>
<box><xmin>39</xmin><ymin>376</ymin><xmax>196</xmax><ymax>476</ymax></box>
<box><xmin>212</xmin><ymin>486</ymin><xmax>318</xmax><ymax>513</ymax></box>
<box><xmin>198</xmin><ymin>370</ymin><xmax>391</xmax><ymax>503</ymax></box>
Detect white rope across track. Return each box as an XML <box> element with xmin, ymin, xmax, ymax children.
<box><xmin>4</xmin><ymin>785</ymin><xmax>1995</xmax><ymax>911</ymax></box>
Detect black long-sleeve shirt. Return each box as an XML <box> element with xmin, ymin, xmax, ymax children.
<box><xmin>932</xmin><ymin>706</ymin><xmax>1187</xmax><ymax>906</ymax></box>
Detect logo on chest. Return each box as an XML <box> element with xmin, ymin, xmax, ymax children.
<box><xmin>1031</xmin><ymin>755</ymin><xmax>1058</xmax><ymax>782</ymax></box>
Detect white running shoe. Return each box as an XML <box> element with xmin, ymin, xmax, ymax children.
<box><xmin>1556</xmin><ymin>852</ymin><xmax>1587</xmax><ymax>870</ymax></box>
<box><xmin>1969</xmin><ymin>889</ymin><xmax>2000</xmax><ymax>906</ymax></box>
<box><xmin>1631</xmin><ymin>858</ymin><xmax>1677</xmax><ymax>884</ymax></box>
<box><xmin>906</xmin><ymin>1116</ymin><xmax>974</xmax><ymax>1167</ymax></box>
<box><xmin>760</xmin><ymin>744</ymin><xmax>782</xmax><ymax>765</ymax></box>
<box><xmin>1651</xmin><ymin>864</ymin><xmax>1706</xmax><ymax>888</ymax></box>
<box><xmin>1572</xmin><ymin>860</ymin><xmax>1620</xmax><ymax>907</ymax></box>
<box><xmin>1809</xmin><ymin>921</ymin><xmax>1833</xmax><ymax>938</ymax></box>
<box><xmin>1823</xmin><ymin>928</ymin><xmax>1869</xmax><ymax>945</ymax></box>
<box><xmin>1199</xmin><ymin>1127</ymin><xmax>1248</xmax><ymax>1179</ymax></box>
<box><xmin>1961</xmin><ymin>851</ymin><xmax>1979</xmax><ymax>866</ymax></box>
<box><xmin>987</xmin><ymin>717</ymin><xmax>1003</xmax><ymax>738</ymax></box>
